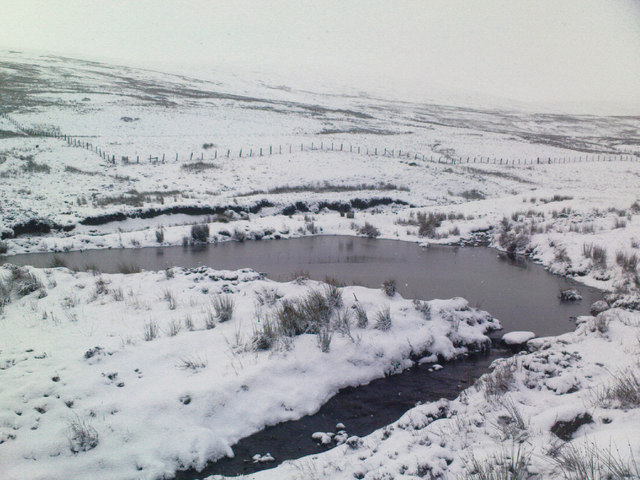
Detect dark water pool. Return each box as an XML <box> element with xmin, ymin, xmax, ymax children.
<box><xmin>3</xmin><ymin>235</ymin><xmax>602</xmax><ymax>336</ymax></box>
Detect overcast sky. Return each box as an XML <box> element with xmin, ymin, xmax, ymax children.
<box><xmin>2</xmin><ymin>0</ymin><xmax>640</xmax><ymax>113</ymax></box>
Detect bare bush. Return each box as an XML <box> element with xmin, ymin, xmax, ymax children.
<box><xmin>162</xmin><ymin>289</ymin><xmax>177</xmax><ymax>310</ymax></box>
<box><xmin>595</xmin><ymin>368</ymin><xmax>640</xmax><ymax>409</ymax></box>
<box><xmin>317</xmin><ymin>326</ymin><xmax>333</xmax><ymax>352</ymax></box>
<box><xmin>67</xmin><ymin>416</ymin><xmax>99</xmax><ymax>453</ymax></box>
<box><xmin>466</xmin><ymin>443</ymin><xmax>532</xmax><ymax>480</ymax></box>
<box><xmin>8</xmin><ymin>265</ymin><xmax>43</xmax><ymax>296</ymax></box>
<box><xmin>181</xmin><ymin>161</ymin><xmax>220</xmax><ymax>171</ymax></box>
<box><xmin>255</xmin><ymin>287</ymin><xmax>282</xmax><ymax>306</ymax></box>
<box><xmin>583</xmin><ymin>243</ymin><xmax>607</xmax><ymax>269</ymax></box>
<box><xmin>353</xmin><ymin>302</ymin><xmax>368</xmax><ymax>328</ymax></box>
<box><xmin>482</xmin><ymin>358</ymin><xmax>517</xmax><ymax>401</ymax></box>
<box><xmin>176</xmin><ymin>355</ymin><xmax>208</xmax><ymax>370</ymax></box>
<box><xmin>616</xmin><ymin>251</ymin><xmax>639</xmax><ymax>273</ymax></box>
<box><xmin>191</xmin><ymin>224</ymin><xmax>210</xmax><ymax>243</ymax></box>
<box><xmin>143</xmin><ymin>320</ymin><xmax>159</xmax><ymax>341</ymax></box>
<box><xmin>358</xmin><ymin>222</ymin><xmax>380</xmax><ymax>238</ymax></box>
<box><xmin>324</xmin><ymin>284</ymin><xmax>343</xmax><ymax>308</ymax></box>
<box><xmin>251</xmin><ymin>318</ymin><xmax>279</xmax><ymax>351</ymax></box>
<box><xmin>155</xmin><ymin>227</ymin><xmax>165</xmax><ymax>243</ymax></box>
<box><xmin>203</xmin><ymin>308</ymin><xmax>216</xmax><ymax>329</ymax></box>
<box><xmin>374</xmin><ymin>306</ymin><xmax>392</xmax><ymax>331</ymax></box>
<box><xmin>183</xmin><ymin>314</ymin><xmax>194</xmax><ymax>331</ymax></box>
<box><xmin>0</xmin><ymin>241</ymin><xmax>7</xmax><ymax>255</ymax></box>
<box><xmin>382</xmin><ymin>279</ymin><xmax>396</xmax><ymax>297</ymax></box>
<box><xmin>552</xmin><ymin>441</ymin><xmax>640</xmax><ymax>480</ymax></box>
<box><xmin>166</xmin><ymin>319</ymin><xmax>182</xmax><ymax>337</ymax></box>
<box><xmin>212</xmin><ymin>294</ymin><xmax>234</xmax><ymax>322</ymax></box>
<box><xmin>117</xmin><ymin>262</ymin><xmax>141</xmax><ymax>274</ymax></box>
<box><xmin>232</xmin><ymin>228</ymin><xmax>246</xmax><ymax>242</ymax></box>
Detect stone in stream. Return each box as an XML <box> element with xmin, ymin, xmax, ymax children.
<box><xmin>502</xmin><ymin>331</ymin><xmax>535</xmax><ymax>346</ymax></box>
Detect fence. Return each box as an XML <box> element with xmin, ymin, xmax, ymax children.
<box><xmin>2</xmin><ymin>112</ymin><xmax>638</xmax><ymax>167</ymax></box>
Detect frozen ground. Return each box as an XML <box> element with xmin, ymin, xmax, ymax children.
<box><xmin>1</xmin><ymin>50</ymin><xmax>640</xmax><ymax>479</ymax></box>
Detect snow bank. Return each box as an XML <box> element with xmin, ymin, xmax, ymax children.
<box><xmin>0</xmin><ymin>264</ymin><xmax>499</xmax><ymax>480</ymax></box>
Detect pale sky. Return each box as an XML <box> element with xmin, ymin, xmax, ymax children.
<box><xmin>2</xmin><ymin>0</ymin><xmax>640</xmax><ymax>113</ymax></box>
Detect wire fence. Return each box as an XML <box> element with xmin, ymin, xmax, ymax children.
<box><xmin>2</xmin><ymin>112</ymin><xmax>638</xmax><ymax>167</ymax></box>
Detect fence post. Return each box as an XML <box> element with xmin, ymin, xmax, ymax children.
<box><xmin>239</xmin><ymin>149</ymin><xmax>242</xmax><ymax>157</ymax></box>
<box><xmin>259</xmin><ymin>148</ymin><xmax>262</xmax><ymax>156</ymax></box>
<box><xmin>269</xmin><ymin>146</ymin><xmax>272</xmax><ymax>155</ymax></box>
<box><xmin>227</xmin><ymin>149</ymin><xmax>230</xmax><ymax>158</ymax></box>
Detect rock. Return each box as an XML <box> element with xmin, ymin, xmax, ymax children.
<box><xmin>551</xmin><ymin>413</ymin><xmax>593</xmax><ymax>441</ymax></box>
<box><xmin>311</xmin><ymin>432</ymin><xmax>333</xmax><ymax>445</ymax></box>
<box><xmin>590</xmin><ymin>300</ymin><xmax>609</xmax><ymax>316</ymax></box>
<box><xmin>559</xmin><ymin>289</ymin><xmax>582</xmax><ymax>302</ymax></box>
<box><xmin>502</xmin><ymin>331</ymin><xmax>535</xmax><ymax>345</ymax></box>
<box><xmin>252</xmin><ymin>453</ymin><xmax>275</xmax><ymax>463</ymax></box>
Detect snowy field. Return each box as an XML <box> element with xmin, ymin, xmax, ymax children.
<box><xmin>1</xmin><ymin>50</ymin><xmax>640</xmax><ymax>479</ymax></box>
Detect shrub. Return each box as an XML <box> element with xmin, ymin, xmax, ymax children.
<box><xmin>67</xmin><ymin>416</ymin><xmax>99</xmax><ymax>453</ymax></box>
<box><xmin>324</xmin><ymin>284</ymin><xmax>343</xmax><ymax>308</ymax></box>
<box><xmin>49</xmin><ymin>255</ymin><xmax>67</xmax><ymax>268</ymax></box>
<box><xmin>0</xmin><ymin>241</ymin><xmax>7</xmax><ymax>255</ymax></box>
<box><xmin>212</xmin><ymin>295</ymin><xmax>234</xmax><ymax>322</ymax></box>
<box><xmin>583</xmin><ymin>243</ymin><xmax>607</xmax><ymax>269</ymax></box>
<box><xmin>155</xmin><ymin>227</ymin><xmax>165</xmax><ymax>243</ymax></box>
<box><xmin>252</xmin><ymin>318</ymin><xmax>279</xmax><ymax>351</ymax></box>
<box><xmin>163</xmin><ymin>289</ymin><xmax>177</xmax><ymax>310</ymax></box>
<box><xmin>191</xmin><ymin>224</ymin><xmax>210</xmax><ymax>243</ymax></box>
<box><xmin>143</xmin><ymin>320</ymin><xmax>159</xmax><ymax>341</ymax></box>
<box><xmin>616</xmin><ymin>251</ymin><xmax>639</xmax><ymax>273</ymax></box>
<box><xmin>417</xmin><ymin>212</ymin><xmax>446</xmax><ymax>238</ymax></box>
<box><xmin>176</xmin><ymin>355</ymin><xmax>207</xmax><ymax>370</ymax></box>
<box><xmin>275</xmin><ymin>289</ymin><xmax>338</xmax><ymax>336</ymax></box>
<box><xmin>374</xmin><ymin>306</ymin><xmax>392</xmax><ymax>331</ymax></box>
<box><xmin>358</xmin><ymin>222</ymin><xmax>380</xmax><ymax>238</ymax></box>
<box><xmin>8</xmin><ymin>265</ymin><xmax>43</xmax><ymax>296</ymax></box>
<box><xmin>232</xmin><ymin>228</ymin><xmax>246</xmax><ymax>242</ymax></box>
<box><xmin>413</xmin><ymin>299</ymin><xmax>432</xmax><ymax>320</ymax></box>
<box><xmin>117</xmin><ymin>262</ymin><xmax>141</xmax><ymax>274</ymax></box>
<box><xmin>552</xmin><ymin>441</ymin><xmax>640</xmax><ymax>480</ymax></box>
<box><xmin>353</xmin><ymin>302</ymin><xmax>368</xmax><ymax>328</ymax></box>
<box><xmin>183</xmin><ymin>314</ymin><xmax>195</xmax><ymax>331</ymax></box>
<box><xmin>382</xmin><ymin>279</ymin><xmax>396</xmax><ymax>297</ymax></box>
<box><xmin>459</xmin><ymin>189</ymin><xmax>485</xmax><ymax>200</ymax></box>
<box><xmin>482</xmin><ymin>358</ymin><xmax>517</xmax><ymax>401</ymax></box>
<box><xmin>595</xmin><ymin>368</ymin><xmax>640</xmax><ymax>409</ymax></box>
<box><xmin>166</xmin><ymin>319</ymin><xmax>181</xmax><ymax>337</ymax></box>
<box><xmin>466</xmin><ymin>443</ymin><xmax>532</xmax><ymax>480</ymax></box>
<box><xmin>333</xmin><ymin>308</ymin><xmax>352</xmax><ymax>337</ymax></box>
<box><xmin>317</xmin><ymin>327</ymin><xmax>332</xmax><ymax>352</ymax></box>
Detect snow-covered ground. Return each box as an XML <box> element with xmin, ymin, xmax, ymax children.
<box><xmin>239</xmin><ymin>308</ymin><xmax>640</xmax><ymax>480</ymax></box>
<box><xmin>0</xmin><ymin>264</ymin><xmax>498</xmax><ymax>480</ymax></box>
<box><xmin>1</xmin><ymin>50</ymin><xmax>640</xmax><ymax>480</ymax></box>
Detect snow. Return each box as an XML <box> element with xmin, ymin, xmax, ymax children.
<box><xmin>233</xmin><ymin>309</ymin><xmax>640</xmax><ymax>480</ymax></box>
<box><xmin>0</xmin><ymin>264</ymin><xmax>499</xmax><ymax>480</ymax></box>
<box><xmin>1</xmin><ymin>49</ymin><xmax>639</xmax><ymax>480</ymax></box>
<box><xmin>502</xmin><ymin>331</ymin><xmax>536</xmax><ymax>345</ymax></box>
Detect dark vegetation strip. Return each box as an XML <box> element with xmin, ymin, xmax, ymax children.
<box><xmin>78</xmin><ymin>197</ymin><xmax>409</xmax><ymax>226</ymax></box>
